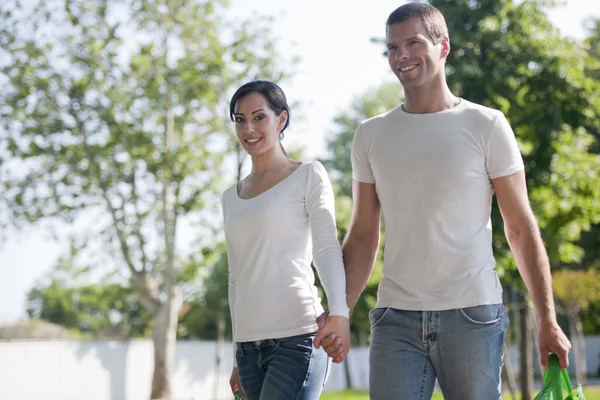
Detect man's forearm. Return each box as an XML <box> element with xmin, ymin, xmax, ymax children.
<box><xmin>506</xmin><ymin>222</ymin><xmax>557</xmax><ymax>325</ymax></box>
<box><xmin>342</xmin><ymin>230</ymin><xmax>380</xmax><ymax>313</ymax></box>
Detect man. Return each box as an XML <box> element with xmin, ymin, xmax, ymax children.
<box><xmin>314</xmin><ymin>3</ymin><xmax>571</xmax><ymax>399</ymax></box>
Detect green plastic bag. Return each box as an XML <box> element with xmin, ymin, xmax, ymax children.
<box><xmin>533</xmin><ymin>354</ymin><xmax>586</xmax><ymax>400</ymax></box>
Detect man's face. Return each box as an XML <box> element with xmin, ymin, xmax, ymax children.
<box><xmin>386</xmin><ymin>17</ymin><xmax>448</xmax><ymax>89</ymax></box>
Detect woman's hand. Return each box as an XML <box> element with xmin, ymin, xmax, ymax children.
<box><xmin>230</xmin><ymin>367</ymin><xmax>245</xmax><ymax>398</ymax></box>
<box><xmin>314</xmin><ymin>314</ymin><xmax>351</xmax><ymax>363</ymax></box>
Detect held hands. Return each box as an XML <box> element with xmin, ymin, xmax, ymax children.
<box><xmin>314</xmin><ymin>312</ymin><xmax>351</xmax><ymax>363</ymax></box>
<box><xmin>230</xmin><ymin>367</ymin><xmax>245</xmax><ymax>398</ymax></box>
<box><xmin>537</xmin><ymin>320</ymin><xmax>572</xmax><ymax>371</ymax></box>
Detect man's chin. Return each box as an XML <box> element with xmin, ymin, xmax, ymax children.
<box><xmin>397</xmin><ymin>77</ymin><xmax>418</xmax><ymax>88</ymax></box>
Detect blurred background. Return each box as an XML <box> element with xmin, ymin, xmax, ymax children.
<box><xmin>0</xmin><ymin>0</ymin><xmax>599</xmax><ymax>399</ymax></box>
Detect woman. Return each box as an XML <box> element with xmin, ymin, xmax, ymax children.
<box><xmin>222</xmin><ymin>80</ymin><xmax>350</xmax><ymax>400</ymax></box>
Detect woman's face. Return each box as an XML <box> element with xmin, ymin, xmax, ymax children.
<box><xmin>233</xmin><ymin>92</ymin><xmax>287</xmax><ymax>156</ymax></box>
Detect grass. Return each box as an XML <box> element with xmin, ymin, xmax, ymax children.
<box><xmin>320</xmin><ymin>386</ymin><xmax>600</xmax><ymax>399</ymax></box>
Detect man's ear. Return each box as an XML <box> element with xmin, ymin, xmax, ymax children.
<box><xmin>440</xmin><ymin>36</ymin><xmax>450</xmax><ymax>59</ymax></box>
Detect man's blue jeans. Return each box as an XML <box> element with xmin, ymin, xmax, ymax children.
<box><xmin>236</xmin><ymin>332</ymin><xmax>329</xmax><ymax>400</ymax></box>
<box><xmin>369</xmin><ymin>304</ymin><xmax>508</xmax><ymax>400</ymax></box>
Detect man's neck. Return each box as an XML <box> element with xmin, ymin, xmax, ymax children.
<box><xmin>402</xmin><ymin>80</ymin><xmax>460</xmax><ymax>114</ymax></box>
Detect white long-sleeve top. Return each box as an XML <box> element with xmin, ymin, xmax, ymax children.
<box><xmin>222</xmin><ymin>160</ymin><xmax>348</xmax><ymax>343</ymax></box>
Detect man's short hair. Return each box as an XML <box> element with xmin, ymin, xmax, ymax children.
<box><xmin>386</xmin><ymin>3</ymin><xmax>449</xmax><ymax>43</ymax></box>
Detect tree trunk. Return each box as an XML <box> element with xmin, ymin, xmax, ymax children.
<box><xmin>150</xmin><ymin>294</ymin><xmax>180</xmax><ymax>400</ymax></box>
<box><xmin>502</xmin><ymin>298</ymin><xmax>518</xmax><ymax>400</ymax></box>
<box><xmin>503</xmin><ymin>341</ymin><xmax>518</xmax><ymax>400</ymax></box>
<box><xmin>343</xmin><ymin>356</ymin><xmax>352</xmax><ymax>390</ymax></box>
<box><xmin>568</xmin><ymin>311</ymin><xmax>587</xmax><ymax>385</ymax></box>
<box><xmin>236</xmin><ymin>142</ymin><xmax>246</xmax><ymax>182</ymax></box>
<box><xmin>150</xmin><ymin>103</ymin><xmax>181</xmax><ymax>400</ymax></box>
<box><xmin>519</xmin><ymin>297</ymin><xmax>534</xmax><ymax>400</ymax></box>
<box><xmin>213</xmin><ymin>299</ymin><xmax>228</xmax><ymax>400</ymax></box>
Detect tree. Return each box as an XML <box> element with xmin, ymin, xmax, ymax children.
<box><xmin>584</xmin><ymin>18</ymin><xmax>600</xmax><ymax>91</ymax></box>
<box><xmin>27</xmin><ymin>282</ymin><xmax>150</xmax><ymax>339</ymax></box>
<box><xmin>178</xmin><ymin>245</ymin><xmax>231</xmax><ymax>341</ymax></box>
<box><xmin>26</xmin><ymin>248</ymin><xmax>150</xmax><ymax>339</ymax></box>
<box><xmin>0</xmin><ymin>1</ymin><xmax>292</xmax><ymax>398</ymax></box>
<box><xmin>552</xmin><ymin>268</ymin><xmax>600</xmax><ymax>385</ymax></box>
<box><xmin>0</xmin><ymin>320</ymin><xmax>83</xmax><ymax>340</ymax></box>
<box><xmin>573</xmin><ymin>17</ymin><xmax>600</xmax><ymax>281</ymax></box>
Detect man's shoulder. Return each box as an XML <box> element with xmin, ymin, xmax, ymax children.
<box><xmin>458</xmin><ymin>100</ymin><xmax>516</xmax><ymax>144</ymax></box>
<box><xmin>459</xmin><ymin>99</ymin><xmax>505</xmax><ymax>122</ymax></box>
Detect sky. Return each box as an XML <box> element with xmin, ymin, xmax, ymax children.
<box><xmin>1</xmin><ymin>0</ymin><xmax>599</xmax><ymax>325</ymax></box>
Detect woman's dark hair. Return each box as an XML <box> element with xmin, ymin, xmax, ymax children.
<box><xmin>229</xmin><ymin>80</ymin><xmax>291</xmax><ymax>137</ymax></box>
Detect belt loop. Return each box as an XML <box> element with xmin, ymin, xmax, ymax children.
<box><xmin>236</xmin><ymin>342</ymin><xmax>245</xmax><ymax>357</ymax></box>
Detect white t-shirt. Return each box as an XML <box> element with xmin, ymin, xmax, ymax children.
<box><xmin>351</xmin><ymin>99</ymin><xmax>524</xmax><ymax>311</ymax></box>
<box><xmin>222</xmin><ymin>160</ymin><xmax>348</xmax><ymax>343</ymax></box>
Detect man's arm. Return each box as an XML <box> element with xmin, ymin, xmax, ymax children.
<box><xmin>493</xmin><ymin>170</ymin><xmax>571</xmax><ymax>369</ymax></box>
<box><xmin>343</xmin><ymin>180</ymin><xmax>381</xmax><ymax>313</ymax></box>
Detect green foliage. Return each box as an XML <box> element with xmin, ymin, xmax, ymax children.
<box><xmin>27</xmin><ymin>283</ymin><xmax>150</xmax><ymax>338</ymax></box>
<box><xmin>0</xmin><ymin>0</ymin><xmax>290</xmax><ymax>259</ymax></box>
<box><xmin>574</xmin><ymin>18</ymin><xmax>600</xmax><ymax>274</ymax></box>
<box><xmin>580</xmin><ymin>301</ymin><xmax>600</xmax><ymax>335</ymax></box>
<box><xmin>26</xmin><ymin>256</ymin><xmax>150</xmax><ymax>338</ymax></box>
<box><xmin>552</xmin><ymin>269</ymin><xmax>600</xmax><ymax>313</ymax></box>
<box><xmin>0</xmin><ymin>319</ymin><xmax>89</xmax><ymax>340</ymax></box>
<box><xmin>178</xmin><ymin>247</ymin><xmax>232</xmax><ymax>340</ymax></box>
<box><xmin>584</xmin><ymin>19</ymin><xmax>600</xmax><ymax>108</ymax></box>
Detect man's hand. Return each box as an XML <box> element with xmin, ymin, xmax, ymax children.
<box><xmin>538</xmin><ymin>321</ymin><xmax>571</xmax><ymax>370</ymax></box>
<box><xmin>314</xmin><ymin>312</ymin><xmax>350</xmax><ymax>363</ymax></box>
<box><xmin>229</xmin><ymin>367</ymin><xmax>245</xmax><ymax>397</ymax></box>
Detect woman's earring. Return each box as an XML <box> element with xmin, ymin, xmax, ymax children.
<box><xmin>279</xmin><ymin>131</ymin><xmax>284</xmax><ymax>139</ymax></box>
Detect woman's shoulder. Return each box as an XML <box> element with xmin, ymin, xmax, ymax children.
<box><xmin>299</xmin><ymin>159</ymin><xmax>327</xmax><ymax>174</ymax></box>
<box><xmin>221</xmin><ymin>183</ymin><xmax>238</xmax><ymax>203</ymax></box>
<box><xmin>297</xmin><ymin>160</ymin><xmax>334</xmax><ymax>188</ymax></box>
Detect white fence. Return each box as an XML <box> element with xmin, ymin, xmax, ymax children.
<box><xmin>0</xmin><ymin>339</ymin><xmax>361</xmax><ymax>400</ymax></box>
<box><xmin>0</xmin><ymin>336</ymin><xmax>598</xmax><ymax>400</ymax></box>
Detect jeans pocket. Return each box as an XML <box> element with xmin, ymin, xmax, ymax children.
<box><xmin>369</xmin><ymin>307</ymin><xmax>391</xmax><ymax>328</ymax></box>
<box><xmin>459</xmin><ymin>304</ymin><xmax>503</xmax><ymax>325</ymax></box>
<box><xmin>274</xmin><ymin>334</ymin><xmax>314</xmax><ymax>358</ymax></box>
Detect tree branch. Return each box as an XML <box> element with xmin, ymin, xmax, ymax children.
<box><xmin>71</xmin><ymin>102</ymin><xmax>141</xmax><ymax>277</ymax></box>
<box><xmin>130</xmin><ymin>170</ymin><xmax>151</xmax><ymax>272</ymax></box>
